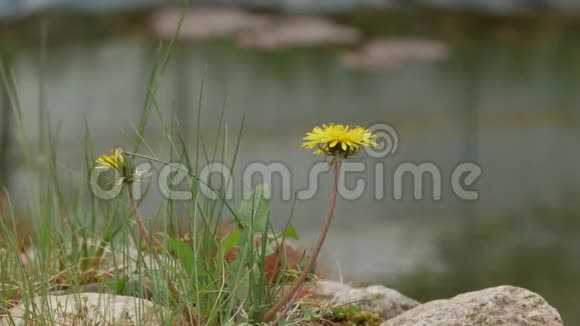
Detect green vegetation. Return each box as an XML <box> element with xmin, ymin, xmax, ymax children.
<box><xmin>0</xmin><ymin>33</ymin><xmax>312</xmax><ymax>324</ymax></box>
<box><xmin>321</xmin><ymin>306</ymin><xmax>383</xmax><ymax>326</ymax></box>
<box><xmin>0</xmin><ymin>18</ymin><xmax>378</xmax><ymax>322</ymax></box>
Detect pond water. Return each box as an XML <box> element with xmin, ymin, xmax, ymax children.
<box><xmin>3</xmin><ymin>20</ymin><xmax>580</xmax><ymax>323</ymax></box>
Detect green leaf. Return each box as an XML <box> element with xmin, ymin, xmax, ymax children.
<box><xmin>267</xmin><ymin>224</ymin><xmax>299</xmax><ymax>244</ymax></box>
<box><xmin>107</xmin><ymin>276</ymin><xmax>129</xmax><ymax>295</ymax></box>
<box><xmin>303</xmin><ymin>308</ymin><xmax>318</xmax><ymax>320</ymax></box>
<box><xmin>281</xmin><ymin>224</ymin><xmax>299</xmax><ymax>240</ymax></box>
<box><xmin>220</xmin><ymin>229</ymin><xmax>240</xmax><ymax>257</ymax></box>
<box><xmin>237</xmin><ymin>185</ymin><xmax>270</xmax><ymax>233</ymax></box>
<box><xmin>156</xmin><ymin>232</ymin><xmax>195</xmax><ymax>277</ymax></box>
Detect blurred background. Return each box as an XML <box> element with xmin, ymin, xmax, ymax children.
<box><xmin>1</xmin><ymin>0</ymin><xmax>580</xmax><ymax>323</ymax></box>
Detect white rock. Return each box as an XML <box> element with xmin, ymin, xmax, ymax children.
<box><xmin>381</xmin><ymin>285</ymin><xmax>563</xmax><ymax>326</ymax></box>
<box><xmin>311</xmin><ymin>280</ymin><xmax>419</xmax><ymax>320</ymax></box>
<box><xmin>2</xmin><ymin>293</ymin><xmax>163</xmax><ymax>325</ymax></box>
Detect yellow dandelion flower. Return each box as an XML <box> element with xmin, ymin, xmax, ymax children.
<box><xmin>96</xmin><ymin>148</ymin><xmax>126</xmax><ymax>170</ymax></box>
<box><xmin>302</xmin><ymin>123</ymin><xmax>378</xmax><ymax>158</ymax></box>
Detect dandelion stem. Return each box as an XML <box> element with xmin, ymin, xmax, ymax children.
<box><xmin>126</xmin><ymin>184</ymin><xmax>179</xmax><ymax>299</ymax></box>
<box><xmin>262</xmin><ymin>159</ymin><xmax>341</xmax><ymax>322</ymax></box>
<box><xmin>127</xmin><ymin>184</ymin><xmax>161</xmax><ymax>249</ymax></box>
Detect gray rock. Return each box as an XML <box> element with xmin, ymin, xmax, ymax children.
<box><xmin>151</xmin><ymin>8</ymin><xmax>271</xmax><ymax>41</ymax></box>
<box><xmin>237</xmin><ymin>16</ymin><xmax>361</xmax><ymax>49</ymax></box>
<box><xmin>311</xmin><ymin>280</ymin><xmax>419</xmax><ymax>320</ymax></box>
<box><xmin>342</xmin><ymin>38</ymin><xmax>449</xmax><ymax>71</ymax></box>
<box><xmin>1</xmin><ymin>293</ymin><xmax>164</xmax><ymax>325</ymax></box>
<box><xmin>381</xmin><ymin>285</ymin><xmax>563</xmax><ymax>326</ymax></box>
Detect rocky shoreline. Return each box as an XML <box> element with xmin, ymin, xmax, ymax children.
<box><xmin>2</xmin><ymin>280</ymin><xmax>563</xmax><ymax>325</ymax></box>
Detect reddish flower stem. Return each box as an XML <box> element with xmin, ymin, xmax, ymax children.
<box><xmin>126</xmin><ymin>184</ymin><xmax>178</xmax><ymax>298</ymax></box>
<box><xmin>127</xmin><ymin>185</ymin><xmax>162</xmax><ymax>249</ymax></box>
<box><xmin>262</xmin><ymin>159</ymin><xmax>341</xmax><ymax>323</ymax></box>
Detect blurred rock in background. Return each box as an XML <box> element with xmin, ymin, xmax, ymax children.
<box><xmin>341</xmin><ymin>39</ymin><xmax>449</xmax><ymax>70</ymax></box>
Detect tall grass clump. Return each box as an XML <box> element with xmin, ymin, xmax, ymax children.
<box><xmin>0</xmin><ymin>13</ymin><xmax>380</xmax><ymax>324</ymax></box>
<box><xmin>0</xmin><ymin>38</ymin><xmax>306</xmax><ymax>324</ymax></box>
